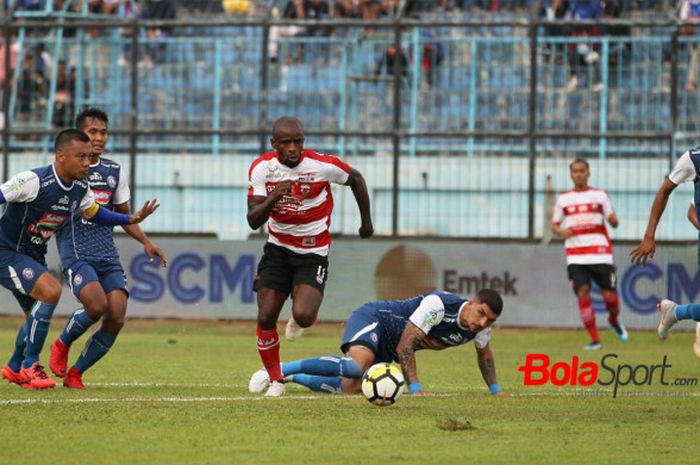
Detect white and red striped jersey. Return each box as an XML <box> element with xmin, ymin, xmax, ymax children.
<box><xmin>248</xmin><ymin>149</ymin><xmax>351</xmax><ymax>256</ymax></box>
<box><xmin>552</xmin><ymin>188</ymin><xmax>616</xmax><ymax>265</ymax></box>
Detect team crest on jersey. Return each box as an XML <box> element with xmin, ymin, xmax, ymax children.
<box><xmin>73</xmin><ymin>274</ymin><xmax>83</xmax><ymax>287</ymax></box>
<box><xmin>299</xmin><ymin>183</ymin><xmax>311</xmax><ymax>196</ymax></box>
<box><xmin>22</xmin><ymin>267</ymin><xmax>34</xmax><ymax>280</ymax></box>
<box><xmin>107</xmin><ymin>176</ymin><xmax>117</xmax><ymax>188</ymax></box>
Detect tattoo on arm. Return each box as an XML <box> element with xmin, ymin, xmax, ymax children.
<box><xmin>396</xmin><ymin>323</ymin><xmax>425</xmax><ymax>384</ymax></box>
<box><xmin>477</xmin><ymin>357</ymin><xmax>497</xmax><ymax>386</ymax></box>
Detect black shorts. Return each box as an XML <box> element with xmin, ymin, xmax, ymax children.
<box><xmin>253</xmin><ymin>243</ymin><xmax>329</xmax><ymax>296</ymax></box>
<box><xmin>567</xmin><ymin>263</ymin><xmax>617</xmax><ymax>295</ymax></box>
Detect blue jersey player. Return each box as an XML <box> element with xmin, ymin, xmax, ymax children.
<box><xmin>48</xmin><ymin>107</ymin><xmax>167</xmax><ymax>389</ymax></box>
<box><xmin>249</xmin><ymin>288</ymin><xmax>504</xmax><ymax>396</ymax></box>
<box><xmin>0</xmin><ymin>129</ymin><xmax>158</xmax><ymax>389</ymax></box>
<box><xmin>630</xmin><ymin>148</ymin><xmax>700</xmax><ymax>339</ymax></box>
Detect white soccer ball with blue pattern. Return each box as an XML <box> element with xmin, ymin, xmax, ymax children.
<box><xmin>361</xmin><ymin>363</ymin><xmax>405</xmax><ymax>406</ymax></box>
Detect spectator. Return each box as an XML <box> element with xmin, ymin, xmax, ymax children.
<box><xmin>52</xmin><ymin>61</ymin><xmax>87</xmax><ymax>128</ymax></box>
<box><xmin>375</xmin><ymin>43</ymin><xmax>408</xmax><ymax>79</ymax></box>
<box><xmin>16</xmin><ymin>53</ymin><xmax>46</xmax><ymax>125</ymax></box>
<box><xmin>416</xmin><ymin>28</ymin><xmax>445</xmax><ymax>87</ymax></box>
<box><xmin>680</xmin><ymin>0</ymin><xmax>700</xmax><ymax>92</ymax></box>
<box><xmin>141</xmin><ymin>0</ymin><xmax>177</xmax><ymax>65</ymax></box>
<box><xmin>567</xmin><ymin>0</ymin><xmax>603</xmax><ymax>92</ymax></box>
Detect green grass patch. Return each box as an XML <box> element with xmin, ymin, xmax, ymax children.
<box><xmin>0</xmin><ymin>317</ymin><xmax>698</xmax><ymax>465</ymax></box>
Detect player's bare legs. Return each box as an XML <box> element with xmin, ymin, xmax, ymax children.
<box><xmin>256</xmin><ymin>288</ymin><xmax>288</xmax><ymax>396</ymax></box>
<box><xmin>103</xmin><ymin>289</ymin><xmax>128</xmax><ymax>336</ymax></box>
<box><xmin>576</xmin><ymin>285</ymin><xmax>601</xmax><ymax>349</ymax></box>
<box><xmin>287</xmin><ymin>284</ymin><xmax>323</xmax><ymax>341</ymax></box>
<box><xmin>340</xmin><ymin>345</ymin><xmax>376</xmax><ymax>394</ymax></box>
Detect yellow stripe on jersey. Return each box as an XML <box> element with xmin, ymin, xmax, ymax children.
<box><xmin>82</xmin><ymin>201</ymin><xmax>100</xmax><ymax>219</ymax></box>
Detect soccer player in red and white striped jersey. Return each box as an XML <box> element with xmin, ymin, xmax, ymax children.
<box><xmin>247</xmin><ymin>116</ymin><xmax>373</xmax><ymax>396</ymax></box>
<box><xmin>552</xmin><ymin>159</ymin><xmax>628</xmax><ymax>350</ymax></box>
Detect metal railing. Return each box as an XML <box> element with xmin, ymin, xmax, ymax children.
<box><xmin>1</xmin><ymin>4</ymin><xmax>698</xmax><ymax>240</ymax></box>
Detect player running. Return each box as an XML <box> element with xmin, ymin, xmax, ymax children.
<box><xmin>247</xmin><ymin>116</ymin><xmax>373</xmax><ymax>397</ymax></box>
<box><xmin>631</xmin><ymin>147</ymin><xmax>700</xmax><ymax>339</ymax></box>
<box><xmin>1</xmin><ymin>129</ymin><xmax>158</xmax><ymax>389</ymax></box>
<box><xmin>48</xmin><ymin>107</ymin><xmax>167</xmax><ymax>389</ymax></box>
<box><xmin>552</xmin><ymin>158</ymin><xmax>628</xmax><ymax>350</ymax></box>
<box><xmin>249</xmin><ymin>289</ymin><xmax>504</xmax><ymax>396</ymax></box>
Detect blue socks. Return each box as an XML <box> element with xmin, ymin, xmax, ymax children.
<box><xmin>676</xmin><ymin>304</ymin><xmax>700</xmax><ymax>322</ymax></box>
<box><xmin>7</xmin><ymin>324</ymin><xmax>27</xmax><ymax>372</ymax></box>
<box><xmin>60</xmin><ymin>308</ymin><xmax>96</xmax><ymax>347</ymax></box>
<box><xmin>22</xmin><ymin>301</ymin><xmax>56</xmax><ymax>369</ymax></box>
<box><xmin>74</xmin><ymin>329</ymin><xmax>116</xmax><ymax>374</ymax></box>
<box><xmin>281</xmin><ymin>356</ymin><xmax>363</xmax><ymax>395</ymax></box>
<box><xmin>282</xmin><ymin>355</ymin><xmax>363</xmax><ymax>378</ymax></box>
<box><xmin>288</xmin><ymin>374</ymin><xmax>342</xmax><ymax>394</ymax></box>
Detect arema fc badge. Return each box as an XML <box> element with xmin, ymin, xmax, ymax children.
<box><xmin>22</xmin><ymin>267</ymin><xmax>34</xmax><ymax>280</ymax></box>
<box><xmin>73</xmin><ymin>274</ymin><xmax>83</xmax><ymax>287</ymax></box>
<box><xmin>107</xmin><ymin>176</ymin><xmax>117</xmax><ymax>188</ymax></box>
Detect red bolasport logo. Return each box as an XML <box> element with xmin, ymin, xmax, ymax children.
<box><xmin>518</xmin><ymin>353</ymin><xmax>698</xmax><ymax>398</ymax></box>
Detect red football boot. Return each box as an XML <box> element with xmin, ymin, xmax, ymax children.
<box><xmin>19</xmin><ymin>362</ymin><xmax>56</xmax><ymax>389</ymax></box>
<box><xmin>49</xmin><ymin>339</ymin><xmax>69</xmax><ymax>378</ymax></box>
<box><xmin>63</xmin><ymin>367</ymin><xmax>85</xmax><ymax>390</ymax></box>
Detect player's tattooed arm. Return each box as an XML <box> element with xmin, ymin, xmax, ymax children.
<box><xmin>475</xmin><ymin>343</ymin><xmax>498</xmax><ymax>386</ymax></box>
<box><xmin>246</xmin><ymin>181</ymin><xmax>294</xmax><ymax>229</ymax></box>
<box><xmin>396</xmin><ymin>322</ymin><xmax>426</xmax><ymax>387</ymax></box>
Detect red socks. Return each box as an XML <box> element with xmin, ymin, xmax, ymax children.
<box><xmin>577</xmin><ymin>297</ymin><xmax>600</xmax><ymax>343</ymax></box>
<box><xmin>604</xmin><ymin>293</ymin><xmax>620</xmax><ymax>327</ymax></box>
<box><xmin>256</xmin><ymin>326</ymin><xmax>283</xmax><ymax>382</ymax></box>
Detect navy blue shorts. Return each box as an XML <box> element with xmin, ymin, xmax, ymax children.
<box><xmin>340</xmin><ymin>303</ymin><xmax>394</xmax><ymax>364</ymax></box>
<box><xmin>64</xmin><ymin>259</ymin><xmax>128</xmax><ymax>299</ymax></box>
<box><xmin>0</xmin><ymin>249</ymin><xmax>46</xmax><ymax>301</ymax></box>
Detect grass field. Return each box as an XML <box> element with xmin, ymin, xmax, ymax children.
<box><xmin>0</xmin><ymin>316</ymin><xmax>698</xmax><ymax>465</ymax></box>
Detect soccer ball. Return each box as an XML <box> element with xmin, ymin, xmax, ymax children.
<box><xmin>361</xmin><ymin>363</ymin><xmax>405</xmax><ymax>406</ymax></box>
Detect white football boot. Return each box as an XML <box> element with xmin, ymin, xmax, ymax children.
<box><xmin>285</xmin><ymin>318</ymin><xmax>304</xmax><ymax>341</ymax></box>
<box><xmin>657</xmin><ymin>299</ymin><xmax>679</xmax><ymax>341</ymax></box>
<box><xmin>264</xmin><ymin>381</ymin><xmax>285</xmax><ymax>397</ymax></box>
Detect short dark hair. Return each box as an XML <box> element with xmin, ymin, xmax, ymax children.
<box><xmin>75</xmin><ymin>106</ymin><xmax>109</xmax><ymax>130</ymax></box>
<box><xmin>475</xmin><ymin>288</ymin><xmax>503</xmax><ymax>316</ymax></box>
<box><xmin>569</xmin><ymin>158</ymin><xmax>590</xmax><ymax>170</ymax></box>
<box><xmin>54</xmin><ymin>129</ymin><xmax>90</xmax><ymax>152</ymax></box>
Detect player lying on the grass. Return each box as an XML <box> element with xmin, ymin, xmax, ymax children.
<box><xmin>630</xmin><ymin>147</ymin><xmax>700</xmax><ymax>339</ymax></box>
<box><xmin>0</xmin><ymin>130</ymin><xmax>158</xmax><ymax>389</ymax></box>
<box><xmin>249</xmin><ymin>288</ymin><xmax>504</xmax><ymax>396</ymax></box>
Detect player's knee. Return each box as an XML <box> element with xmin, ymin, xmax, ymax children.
<box><xmin>257</xmin><ymin>312</ymin><xmax>277</xmax><ymax>329</ymax></box>
<box><xmin>103</xmin><ymin>316</ymin><xmax>125</xmax><ymax>334</ymax></box>
<box><xmin>577</xmin><ymin>286</ymin><xmax>591</xmax><ymax>299</ymax></box>
<box><xmin>39</xmin><ymin>278</ymin><xmax>62</xmax><ymax>304</ymax></box>
<box><xmin>292</xmin><ymin>313</ymin><xmax>316</xmax><ymax>328</ymax></box>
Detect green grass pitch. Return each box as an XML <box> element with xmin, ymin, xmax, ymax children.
<box><xmin>0</xmin><ymin>317</ymin><xmax>698</xmax><ymax>465</ymax></box>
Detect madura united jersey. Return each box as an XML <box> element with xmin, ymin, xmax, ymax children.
<box><xmin>247</xmin><ymin>149</ymin><xmax>350</xmax><ymax>256</ymax></box>
<box><xmin>0</xmin><ymin>164</ymin><xmax>94</xmax><ymax>261</ymax></box>
<box><xmin>366</xmin><ymin>290</ymin><xmax>491</xmax><ymax>362</ymax></box>
<box><xmin>55</xmin><ymin>157</ymin><xmax>129</xmax><ymax>265</ymax></box>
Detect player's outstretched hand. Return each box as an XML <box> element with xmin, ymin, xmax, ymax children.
<box><xmin>358</xmin><ymin>222</ymin><xmax>374</xmax><ymax>239</ymax></box>
<box><xmin>130</xmin><ymin>199</ymin><xmax>160</xmax><ymax>225</ymax></box>
<box><xmin>144</xmin><ymin>240</ymin><xmax>167</xmax><ymax>268</ymax></box>
<box><xmin>630</xmin><ymin>237</ymin><xmax>655</xmax><ymax>266</ymax></box>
